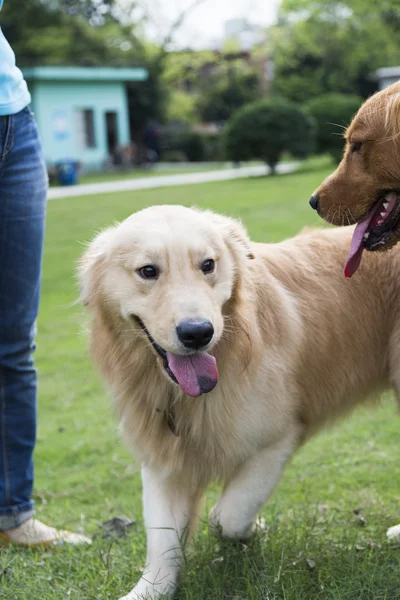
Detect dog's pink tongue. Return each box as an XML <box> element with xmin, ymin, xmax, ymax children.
<box><xmin>166</xmin><ymin>352</ymin><xmax>218</xmax><ymax>397</ymax></box>
<box><xmin>344</xmin><ymin>218</ymin><xmax>371</xmax><ymax>278</ymax></box>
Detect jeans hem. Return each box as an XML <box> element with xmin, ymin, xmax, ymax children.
<box><xmin>0</xmin><ymin>504</ymin><xmax>34</xmax><ymax>530</ymax></box>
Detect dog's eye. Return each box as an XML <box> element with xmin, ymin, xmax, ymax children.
<box><xmin>201</xmin><ymin>259</ymin><xmax>215</xmax><ymax>274</ymax></box>
<box><xmin>137</xmin><ymin>265</ymin><xmax>159</xmax><ymax>279</ymax></box>
<box><xmin>350</xmin><ymin>141</ymin><xmax>362</xmax><ymax>153</ymax></box>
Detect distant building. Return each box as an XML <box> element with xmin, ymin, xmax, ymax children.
<box><xmin>375</xmin><ymin>67</ymin><xmax>400</xmax><ymax>90</ymax></box>
<box><xmin>223</xmin><ymin>19</ymin><xmax>264</xmax><ymax>50</ymax></box>
<box><xmin>23</xmin><ymin>66</ymin><xmax>148</xmax><ymax>169</ymax></box>
<box><xmin>211</xmin><ymin>19</ymin><xmax>265</xmax><ymax>54</ymax></box>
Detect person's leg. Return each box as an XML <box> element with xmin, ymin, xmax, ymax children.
<box><xmin>0</xmin><ymin>107</ymin><xmax>90</xmax><ymax>545</ymax></box>
<box><xmin>0</xmin><ymin>107</ymin><xmax>47</xmax><ymax>530</ymax></box>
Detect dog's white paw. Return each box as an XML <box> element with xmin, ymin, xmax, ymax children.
<box><xmin>209</xmin><ymin>505</ymin><xmax>253</xmax><ymax>541</ymax></box>
<box><xmin>118</xmin><ymin>585</ymin><xmax>158</xmax><ymax>600</ymax></box>
<box><xmin>118</xmin><ymin>572</ymin><xmax>177</xmax><ymax>600</ymax></box>
<box><xmin>118</xmin><ymin>586</ymin><xmax>165</xmax><ymax>600</ymax></box>
<box><xmin>387</xmin><ymin>524</ymin><xmax>400</xmax><ymax>542</ymax></box>
<box><xmin>118</xmin><ymin>587</ymin><xmax>144</xmax><ymax>600</ymax></box>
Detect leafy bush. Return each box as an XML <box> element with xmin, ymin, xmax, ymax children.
<box><xmin>159</xmin><ymin>126</ymin><xmax>223</xmax><ymax>163</ymax></box>
<box><xmin>224</xmin><ymin>98</ymin><xmax>316</xmax><ymax>172</ymax></box>
<box><xmin>203</xmin><ymin>133</ymin><xmax>223</xmax><ymax>162</ymax></box>
<box><xmin>161</xmin><ymin>149</ymin><xmax>188</xmax><ymax>163</ymax></box>
<box><xmin>305</xmin><ymin>93</ymin><xmax>362</xmax><ymax>162</ymax></box>
<box><xmin>185</xmin><ymin>132</ymin><xmax>223</xmax><ymax>162</ymax></box>
<box><xmin>159</xmin><ymin>127</ymin><xmax>204</xmax><ymax>162</ymax></box>
<box><xmin>159</xmin><ymin>125</ymin><xmax>189</xmax><ymax>160</ymax></box>
<box><xmin>183</xmin><ymin>133</ymin><xmax>206</xmax><ymax>162</ymax></box>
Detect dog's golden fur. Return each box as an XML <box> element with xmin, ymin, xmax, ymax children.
<box><xmin>79</xmin><ymin>205</ymin><xmax>400</xmax><ymax>600</ymax></box>
<box><xmin>314</xmin><ymin>81</ymin><xmax>400</xmax><ymax>250</ymax></box>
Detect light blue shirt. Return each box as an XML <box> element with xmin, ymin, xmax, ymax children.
<box><xmin>0</xmin><ymin>2</ymin><xmax>31</xmax><ymax>116</ymax></box>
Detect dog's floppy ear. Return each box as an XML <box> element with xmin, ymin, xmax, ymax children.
<box><xmin>385</xmin><ymin>89</ymin><xmax>400</xmax><ymax>137</ymax></box>
<box><xmin>78</xmin><ymin>226</ymin><xmax>117</xmax><ymax>307</ymax></box>
<box><xmin>205</xmin><ymin>210</ymin><xmax>255</xmax><ymax>261</ymax></box>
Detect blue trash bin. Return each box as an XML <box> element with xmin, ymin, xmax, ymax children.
<box><xmin>56</xmin><ymin>160</ymin><xmax>79</xmax><ymax>186</ymax></box>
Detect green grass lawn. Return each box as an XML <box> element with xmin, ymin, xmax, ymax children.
<box><xmin>1</xmin><ymin>157</ymin><xmax>399</xmax><ymax>599</ymax></box>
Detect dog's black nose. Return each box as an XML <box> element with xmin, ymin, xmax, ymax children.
<box><xmin>176</xmin><ymin>320</ymin><xmax>214</xmax><ymax>350</ymax></box>
<box><xmin>309</xmin><ymin>194</ymin><xmax>320</xmax><ymax>212</ymax></box>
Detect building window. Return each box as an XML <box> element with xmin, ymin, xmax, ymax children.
<box><xmin>74</xmin><ymin>108</ymin><xmax>96</xmax><ymax>149</ymax></box>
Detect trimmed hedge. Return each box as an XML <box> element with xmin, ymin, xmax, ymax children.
<box><xmin>224</xmin><ymin>98</ymin><xmax>316</xmax><ymax>172</ymax></box>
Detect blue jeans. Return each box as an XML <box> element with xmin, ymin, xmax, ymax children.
<box><xmin>0</xmin><ymin>106</ymin><xmax>48</xmax><ymax>529</ymax></box>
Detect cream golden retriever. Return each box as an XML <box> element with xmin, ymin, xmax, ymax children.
<box><xmin>310</xmin><ymin>81</ymin><xmax>400</xmax><ymax>278</ymax></box>
<box><xmin>79</xmin><ymin>205</ymin><xmax>400</xmax><ymax>600</ymax></box>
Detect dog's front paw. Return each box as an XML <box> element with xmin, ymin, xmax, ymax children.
<box><xmin>119</xmin><ymin>571</ymin><xmax>177</xmax><ymax>600</ymax></box>
<box><xmin>387</xmin><ymin>524</ymin><xmax>400</xmax><ymax>542</ymax></box>
<box><xmin>209</xmin><ymin>505</ymin><xmax>253</xmax><ymax>541</ymax></box>
<box><xmin>118</xmin><ymin>584</ymin><xmax>160</xmax><ymax>600</ymax></box>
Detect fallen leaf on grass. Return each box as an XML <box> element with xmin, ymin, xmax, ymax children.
<box><xmin>353</xmin><ymin>508</ymin><xmax>367</xmax><ymax>527</ymax></box>
<box><xmin>96</xmin><ymin>516</ymin><xmax>136</xmax><ymax>539</ymax></box>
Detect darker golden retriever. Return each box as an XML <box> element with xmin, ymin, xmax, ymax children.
<box><xmin>310</xmin><ymin>81</ymin><xmax>400</xmax><ymax>277</ymax></box>
<box><xmin>80</xmin><ymin>206</ymin><xmax>400</xmax><ymax>600</ymax></box>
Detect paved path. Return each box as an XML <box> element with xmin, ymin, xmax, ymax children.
<box><xmin>48</xmin><ymin>162</ymin><xmax>298</xmax><ymax>200</ymax></box>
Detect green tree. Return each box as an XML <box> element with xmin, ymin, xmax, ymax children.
<box><xmin>162</xmin><ymin>50</ymin><xmax>217</xmax><ymax>124</ymax></box>
<box><xmin>270</xmin><ymin>0</ymin><xmax>400</xmax><ymax>103</ymax></box>
<box><xmin>1</xmin><ymin>0</ymin><xmax>142</xmax><ymax>67</ymax></box>
<box><xmin>162</xmin><ymin>49</ymin><xmax>264</xmax><ymax>125</ymax></box>
<box><xmin>224</xmin><ymin>99</ymin><xmax>316</xmax><ymax>173</ymax></box>
<box><xmin>49</xmin><ymin>0</ymin><xmax>115</xmax><ymax>22</ymax></box>
<box><xmin>165</xmin><ymin>90</ymin><xmax>197</xmax><ymax>123</ymax></box>
<box><xmin>198</xmin><ymin>63</ymin><xmax>261</xmax><ymax>123</ymax></box>
<box><xmin>1</xmin><ymin>0</ymin><xmax>205</xmax><ymax>135</ymax></box>
<box><xmin>126</xmin><ymin>57</ymin><xmax>167</xmax><ymax>135</ymax></box>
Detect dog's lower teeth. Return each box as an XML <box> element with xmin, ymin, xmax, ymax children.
<box><xmin>363</xmin><ymin>233</ymin><xmax>370</xmax><ymax>241</ymax></box>
<box><xmin>383</xmin><ymin>202</ymin><xmax>389</xmax><ymax>209</ymax></box>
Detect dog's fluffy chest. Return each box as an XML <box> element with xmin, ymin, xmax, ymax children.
<box><xmin>118</xmin><ymin>380</ymin><xmax>258</xmax><ymax>486</ymax></box>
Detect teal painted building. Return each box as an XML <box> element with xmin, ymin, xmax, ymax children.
<box><xmin>23</xmin><ymin>67</ymin><xmax>148</xmax><ymax>169</ymax></box>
